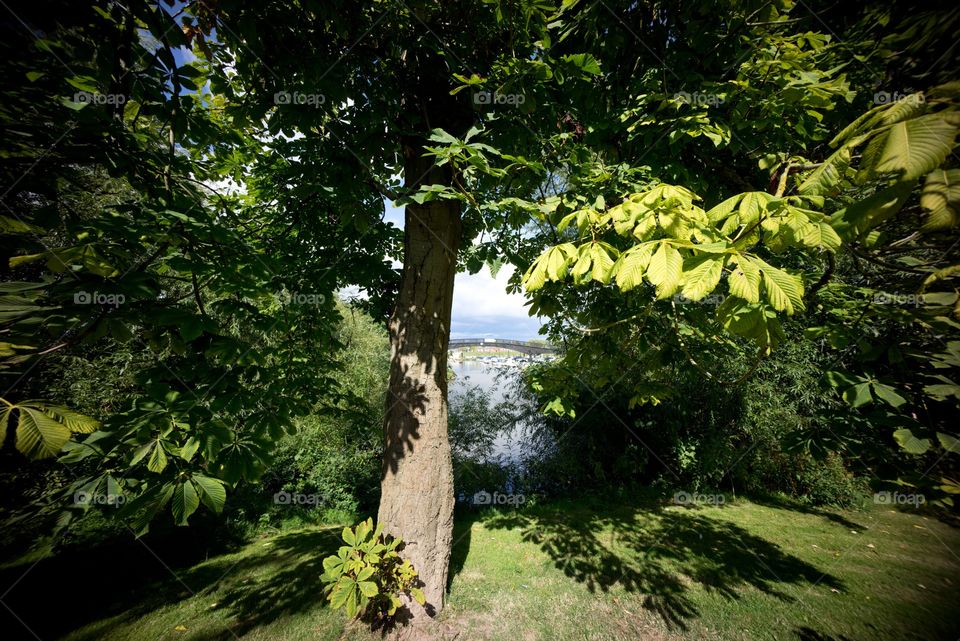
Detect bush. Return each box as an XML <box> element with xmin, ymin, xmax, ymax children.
<box><xmin>521</xmin><ymin>324</ymin><xmax>872</xmax><ymax>507</ymax></box>
<box><xmin>320</xmin><ymin>518</ymin><xmax>425</xmax><ymax>620</ymax></box>
<box><xmin>794</xmin><ymin>453</ymin><xmax>869</xmax><ymax>509</ymax></box>
<box><xmin>257</xmin><ymin>302</ymin><xmax>389</xmax><ymax>527</ymax></box>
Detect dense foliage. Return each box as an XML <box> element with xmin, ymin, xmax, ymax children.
<box><xmin>0</xmin><ymin>4</ymin><xmax>958</xmax><ymax>627</ymax></box>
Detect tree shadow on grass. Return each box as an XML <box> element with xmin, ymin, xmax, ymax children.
<box><xmin>747</xmin><ymin>493</ymin><xmax>867</xmax><ymax>531</ymax></box>
<box><xmin>1</xmin><ymin>526</ymin><xmax>344</xmax><ymax>641</ymax></box>
<box><xmin>172</xmin><ymin>527</ymin><xmax>342</xmax><ymax>639</ymax></box>
<box><xmin>793</xmin><ymin>626</ymin><xmax>857</xmax><ymax>641</ymax></box>
<box><xmin>446</xmin><ymin>513</ymin><xmax>473</xmax><ymax>592</ymax></box>
<box><xmin>473</xmin><ymin>499</ymin><xmax>843</xmax><ymax>632</ymax></box>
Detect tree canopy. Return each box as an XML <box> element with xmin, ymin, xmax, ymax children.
<box><xmin>1</xmin><ymin>0</ymin><xmax>958</xmax><ymax>624</ymax></box>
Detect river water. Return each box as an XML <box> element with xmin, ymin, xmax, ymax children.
<box><xmin>449</xmin><ymin>360</ymin><xmax>532</xmax><ymax>465</ymax></box>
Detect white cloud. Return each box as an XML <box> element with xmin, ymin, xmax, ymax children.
<box><xmin>451</xmin><ymin>264</ymin><xmax>543</xmax><ymax>340</ymax></box>
<box><xmin>452</xmin><ymin>264</ymin><xmax>528</xmax><ymax>319</ymax></box>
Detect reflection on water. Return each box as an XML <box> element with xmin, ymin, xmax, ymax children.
<box><xmin>449</xmin><ymin>360</ymin><xmax>531</xmax><ymax>465</ymax></box>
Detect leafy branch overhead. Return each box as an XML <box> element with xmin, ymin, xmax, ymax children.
<box><xmin>0</xmin><ymin>398</ymin><xmax>100</xmax><ymax>459</ymax></box>
<box><xmin>522</xmin><ymin>86</ymin><xmax>959</xmax><ymax>357</ymax></box>
<box><xmin>1</xmin><ymin>0</ymin><xmax>958</xmax><ymax>535</ymax></box>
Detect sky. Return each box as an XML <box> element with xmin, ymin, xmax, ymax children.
<box><xmin>381</xmin><ymin>204</ymin><xmax>545</xmax><ymax>341</ymax></box>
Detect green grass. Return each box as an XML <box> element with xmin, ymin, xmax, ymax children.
<box><xmin>444</xmin><ymin>497</ymin><xmax>960</xmax><ymax>641</ymax></box>
<box><xmin>2</xmin><ymin>496</ymin><xmax>957</xmax><ymax>641</ymax></box>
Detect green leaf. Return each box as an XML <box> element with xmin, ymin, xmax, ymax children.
<box><xmin>356</xmin><ymin>566</ymin><xmax>375</xmax><ymax>582</ymax></box>
<box><xmin>15</xmin><ymin>406</ymin><xmax>71</xmax><ymax>459</ymax></box>
<box><xmin>323</xmin><ymin>555</ymin><xmax>344</xmax><ymax>574</ymax></box>
<box><xmin>920</xmin><ymin>169</ymin><xmax>960</xmax><ymax>231</ymax></box>
<box><xmin>358</xmin><ymin>581</ymin><xmax>379</xmax><ymax>597</ymax></box>
<box><xmin>706</xmin><ymin>194</ymin><xmax>742</xmax><ymax>223</ymax></box>
<box><xmin>589</xmin><ymin>243</ymin><xmax>616</xmax><ymax>284</ymax></box>
<box><xmin>830</xmin><ymin>103</ymin><xmax>887</xmax><ymax>147</ymax></box>
<box><xmin>172</xmin><ymin>480</ymin><xmax>200</xmax><ymax>525</ymax></box>
<box><xmin>843</xmin><ymin>382</ymin><xmax>872</xmax><ymax>408</ymax></box>
<box><xmin>737</xmin><ymin>192</ymin><xmax>770</xmax><ymax>228</ymax></box>
<box><xmin>570</xmin><ymin>244</ymin><xmax>592</xmax><ymax>282</ymax></box>
<box><xmin>646</xmin><ymin>242</ymin><xmax>682</xmax><ymax>299</ymax></box>
<box><xmin>937</xmin><ymin>433</ymin><xmax>960</xmax><ymax>454</ymax></box>
<box><xmin>924</xmin><ymin>378</ymin><xmax>960</xmax><ymax>401</ymax></box>
<box><xmin>427</xmin><ymin>129</ymin><xmax>458</xmax><ymax>144</ymax></box>
<box><xmin>923</xmin><ymin>291</ymin><xmax>959</xmax><ymax>306</ymax></box>
<box><xmin>727</xmin><ymin>256</ymin><xmax>761</xmax><ymax>303</ymax></box>
<box><xmin>613</xmin><ymin>244</ymin><xmax>654</xmax><ymax>292</ymax></box>
<box><xmin>342</xmin><ymin>526</ymin><xmax>357</xmax><ymax>546</ymax></box>
<box><xmin>146</xmin><ymin>441</ymin><xmax>168</xmax><ymax>473</ymax></box>
<box><xmin>355</xmin><ymin>518</ymin><xmax>371</xmax><ymax>544</ymax></box>
<box><xmin>125</xmin><ymin>483</ymin><xmax>175</xmax><ymax>537</ymax></box>
<box><xmin>345</xmin><ymin>587</ymin><xmax>358</xmax><ymax>618</ymax></box>
<box><xmin>545</xmin><ymin>245</ymin><xmax>572</xmax><ymax>281</ymax></box>
<box><xmin>756</xmin><ymin>260</ymin><xmax>804</xmax><ymax>315</ymax></box>
<box><xmin>859</xmin><ymin>115</ymin><xmax>957</xmax><ymax>181</ymax></box>
<box><xmin>801</xmin><ymin>221</ymin><xmax>842</xmax><ymax>252</ymax></box>
<box><xmin>0</xmin><ymin>215</ymin><xmax>44</xmax><ymax>234</ymax></box>
<box><xmin>38</xmin><ymin>404</ymin><xmax>100</xmax><ymax>433</ymax></box>
<box><xmin>679</xmin><ymin>255</ymin><xmax>725</xmax><ymax>301</ymax></box>
<box><xmin>178</xmin><ymin>436</ymin><xmax>201</xmax><ymax>462</ymax></box>
<box><xmin>179</xmin><ymin>316</ymin><xmax>204</xmax><ymax>342</ymax></box>
<box><xmin>410</xmin><ymin>587</ymin><xmax>427</xmax><ymax>606</ymax></box>
<box><xmin>329</xmin><ymin>581</ymin><xmax>352</xmax><ymax>609</ymax></box>
<box><xmin>893</xmin><ymin>428</ymin><xmax>931</xmax><ymax>455</ymax></box>
<box><xmin>192</xmin><ymin>475</ymin><xmax>227</xmax><ymax>513</ymax></box>
<box><xmin>871</xmin><ymin>383</ymin><xmax>907</xmax><ymax>408</ymax></box>
<box><xmin>130</xmin><ymin>441</ymin><xmax>153</xmax><ymax>466</ymax></box>
<box><xmin>831</xmin><ymin>180</ymin><xmax>916</xmax><ymax>238</ymax></box>
<box><xmin>0</xmin><ymin>406</ymin><xmax>11</xmax><ymax>450</ymax></box>
<box><xmin>798</xmin><ymin>147</ymin><xmax>851</xmax><ymax>196</ymax></box>
<box><xmin>562</xmin><ymin>53</ymin><xmax>601</xmax><ymax>76</ymax></box>
<box><xmin>522</xmin><ymin>255</ymin><xmax>548</xmax><ymax>292</ymax></box>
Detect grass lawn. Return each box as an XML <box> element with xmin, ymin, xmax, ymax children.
<box><xmin>2</xmin><ymin>495</ymin><xmax>957</xmax><ymax>641</ymax></box>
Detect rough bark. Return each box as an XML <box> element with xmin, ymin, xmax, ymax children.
<box><xmin>377</xmin><ymin>147</ymin><xmax>462</xmax><ymax>623</ymax></box>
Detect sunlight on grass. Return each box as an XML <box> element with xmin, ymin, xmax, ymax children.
<box><xmin>56</xmin><ymin>498</ymin><xmax>958</xmax><ymax>641</ymax></box>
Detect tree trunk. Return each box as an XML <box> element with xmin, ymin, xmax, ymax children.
<box><xmin>378</xmin><ymin>148</ymin><xmax>461</xmax><ymax>622</ymax></box>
